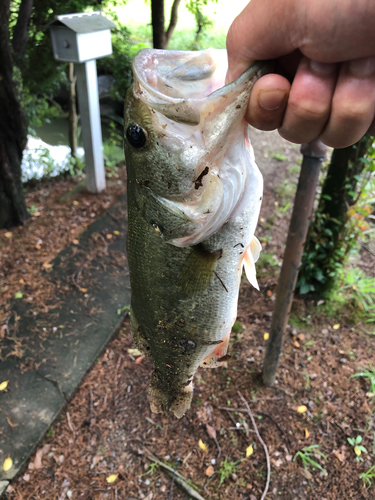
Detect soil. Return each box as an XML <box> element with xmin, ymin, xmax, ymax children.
<box><xmin>1</xmin><ymin>129</ymin><xmax>375</xmax><ymax>500</ymax></box>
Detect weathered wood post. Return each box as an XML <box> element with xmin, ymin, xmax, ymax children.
<box><xmin>262</xmin><ymin>138</ymin><xmax>327</xmax><ymax>386</ymax></box>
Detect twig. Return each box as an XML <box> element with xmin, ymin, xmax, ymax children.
<box><xmin>142</xmin><ymin>446</ymin><xmax>207</xmax><ymax>500</ymax></box>
<box><xmin>361</xmin><ymin>244</ymin><xmax>375</xmax><ymax>258</ymax></box>
<box><xmin>168</xmin><ymin>414</ymin><xmax>186</xmax><ymax>500</ymax></box>
<box><xmin>89</xmin><ymin>390</ymin><xmax>94</xmax><ymax>426</ymax></box>
<box><xmin>238</xmin><ymin>392</ymin><xmax>270</xmax><ymax>500</ymax></box>
<box><xmin>66</xmin><ymin>412</ymin><xmax>75</xmax><ymax>434</ymax></box>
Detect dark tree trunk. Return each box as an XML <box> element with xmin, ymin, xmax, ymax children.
<box><xmin>165</xmin><ymin>0</ymin><xmax>182</xmax><ymax>46</ymax></box>
<box><xmin>298</xmin><ymin>136</ymin><xmax>373</xmax><ymax>293</ymax></box>
<box><xmin>151</xmin><ymin>0</ymin><xmax>166</xmax><ymax>49</ymax></box>
<box><xmin>0</xmin><ymin>0</ymin><xmax>30</xmax><ymax>228</ymax></box>
<box><xmin>151</xmin><ymin>0</ymin><xmax>181</xmax><ymax>49</ymax></box>
<box><xmin>11</xmin><ymin>0</ymin><xmax>34</xmax><ymax>65</ymax></box>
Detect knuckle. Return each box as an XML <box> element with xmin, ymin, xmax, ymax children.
<box><xmin>288</xmin><ymin>98</ymin><xmax>329</xmax><ymax>122</ymax></box>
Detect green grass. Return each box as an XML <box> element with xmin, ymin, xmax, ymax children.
<box><xmin>216</xmin><ymin>456</ymin><xmax>243</xmax><ymax>488</ymax></box>
<box><xmin>359</xmin><ymin>464</ymin><xmax>375</xmax><ymax>488</ymax></box>
<box><xmin>351</xmin><ymin>363</ymin><xmax>375</xmax><ymax>400</ymax></box>
<box><xmin>293</xmin><ymin>445</ymin><xmax>328</xmax><ymax>480</ymax></box>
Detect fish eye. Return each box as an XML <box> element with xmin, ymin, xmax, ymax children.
<box><xmin>126</xmin><ymin>124</ymin><xmax>147</xmax><ymax>149</ymax></box>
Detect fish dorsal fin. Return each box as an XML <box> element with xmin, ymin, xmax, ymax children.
<box><xmin>243</xmin><ymin>235</ymin><xmax>261</xmax><ymax>290</ymax></box>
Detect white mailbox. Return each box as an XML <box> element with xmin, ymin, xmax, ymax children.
<box><xmin>49</xmin><ymin>12</ymin><xmax>115</xmax><ymax>63</ymax></box>
<box><xmin>49</xmin><ymin>12</ymin><xmax>116</xmax><ymax>194</ymax></box>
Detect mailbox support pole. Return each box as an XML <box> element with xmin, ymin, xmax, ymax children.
<box><xmin>262</xmin><ymin>138</ymin><xmax>327</xmax><ymax>387</ymax></box>
<box><xmin>76</xmin><ymin>59</ymin><xmax>106</xmax><ymax>193</ymax></box>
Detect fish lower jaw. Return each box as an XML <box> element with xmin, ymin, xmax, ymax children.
<box><xmin>148</xmin><ymin>378</ymin><xmax>193</xmax><ymax>419</ymax></box>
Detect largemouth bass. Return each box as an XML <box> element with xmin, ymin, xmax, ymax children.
<box><xmin>124</xmin><ymin>48</ymin><xmax>269</xmax><ymax>418</ymax></box>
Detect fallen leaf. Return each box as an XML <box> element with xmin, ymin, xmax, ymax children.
<box><xmin>14</xmin><ymin>292</ymin><xmax>23</xmax><ymax>299</ymax></box>
<box><xmin>80</xmin><ymin>288</ymin><xmax>88</xmax><ymax>293</ymax></box>
<box><xmin>113</xmin><ymin>231</ymin><xmax>120</xmax><ymax>235</ymax></box>
<box><xmin>92</xmin><ymin>455</ymin><xmax>102</xmax><ymax>467</ymax></box>
<box><xmin>297</xmin><ymin>333</ymin><xmax>305</xmax><ymax>341</ymax></box>
<box><xmin>206</xmin><ymin>424</ymin><xmax>216</xmax><ymax>440</ymax></box>
<box><xmin>35</xmin><ymin>244</ymin><xmax>41</xmax><ymax>250</ymax></box>
<box><xmin>304</xmin><ymin>428</ymin><xmax>310</xmax><ymax>438</ymax></box>
<box><xmin>246</xmin><ymin>445</ymin><xmax>254</xmax><ymax>458</ymax></box>
<box><xmin>264</xmin><ymin>333</ymin><xmax>269</xmax><ymax>340</ymax></box>
<box><xmin>128</xmin><ymin>348</ymin><xmax>141</xmax><ymax>356</ymax></box>
<box><xmin>294</xmin><ymin>341</ymin><xmax>300</xmax><ymax>348</ymax></box>
<box><xmin>297</xmin><ymin>405</ymin><xmax>307</xmax><ymax>414</ymax></box>
<box><xmin>106</xmin><ymin>474</ymin><xmax>118</xmax><ymax>483</ymax></box>
<box><xmin>33</xmin><ymin>212</ymin><xmax>41</xmax><ymax>217</ymax></box>
<box><xmin>72</xmin><ymin>239</ymin><xmax>79</xmax><ymax>245</ymax></box>
<box><xmin>354</xmin><ymin>446</ymin><xmax>361</xmax><ymax>456</ymax></box>
<box><xmin>73</xmin><ymin>201</ymin><xmax>79</xmax><ymax>205</ymax></box>
<box><xmin>333</xmin><ymin>324</ymin><xmax>340</xmax><ymax>330</ymax></box>
<box><xmin>43</xmin><ymin>263</ymin><xmax>53</xmax><ymax>270</ymax></box>
<box><xmin>198</xmin><ymin>439</ymin><xmax>207</xmax><ymax>452</ymax></box>
<box><xmin>6</xmin><ymin>416</ymin><xmax>17</xmax><ymax>430</ymax></box>
<box><xmin>205</xmin><ymin>465</ymin><xmax>214</xmax><ymax>476</ymax></box>
<box><xmin>333</xmin><ymin>451</ymin><xmax>344</xmax><ymax>462</ymax></box>
<box><xmin>267</xmin><ymin>290</ymin><xmax>273</xmax><ymax>297</ymax></box>
<box><xmin>135</xmin><ymin>356</ymin><xmax>143</xmax><ymax>364</ymax></box>
<box><xmin>5</xmin><ymin>232</ymin><xmax>12</xmax><ymax>238</ymax></box>
<box><xmin>3</xmin><ymin>456</ymin><xmax>12</xmax><ymax>471</ymax></box>
<box><xmin>0</xmin><ymin>380</ymin><xmax>9</xmax><ymax>391</ymax></box>
<box><xmin>19</xmin><ymin>279</ymin><xmax>25</xmax><ymax>284</ymax></box>
<box><xmin>23</xmin><ymin>473</ymin><xmax>30</xmax><ymax>481</ymax></box>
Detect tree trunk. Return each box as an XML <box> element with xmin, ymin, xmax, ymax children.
<box><xmin>298</xmin><ymin>136</ymin><xmax>373</xmax><ymax>293</ymax></box>
<box><xmin>68</xmin><ymin>62</ymin><xmax>78</xmax><ymax>158</ymax></box>
<box><xmin>151</xmin><ymin>0</ymin><xmax>166</xmax><ymax>49</ymax></box>
<box><xmin>165</xmin><ymin>0</ymin><xmax>182</xmax><ymax>47</ymax></box>
<box><xmin>11</xmin><ymin>0</ymin><xmax>34</xmax><ymax>65</ymax></box>
<box><xmin>0</xmin><ymin>0</ymin><xmax>30</xmax><ymax>228</ymax></box>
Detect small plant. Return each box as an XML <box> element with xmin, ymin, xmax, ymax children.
<box><xmin>143</xmin><ymin>461</ymin><xmax>159</xmax><ymax>476</ymax></box>
<box><xmin>348</xmin><ymin>435</ymin><xmax>367</xmax><ymax>462</ymax></box>
<box><xmin>293</xmin><ymin>445</ymin><xmax>328</xmax><ymax>478</ymax></box>
<box><xmin>359</xmin><ymin>464</ymin><xmax>375</xmax><ymax>488</ymax></box>
<box><xmin>216</xmin><ymin>456</ymin><xmax>242</xmax><ymax>488</ymax></box>
<box><xmin>351</xmin><ymin>363</ymin><xmax>375</xmax><ymax>400</ymax></box>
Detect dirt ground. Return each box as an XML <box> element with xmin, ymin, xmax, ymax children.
<box><xmin>1</xmin><ymin>129</ymin><xmax>375</xmax><ymax>500</ymax></box>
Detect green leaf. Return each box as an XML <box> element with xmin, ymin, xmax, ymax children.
<box><xmin>14</xmin><ymin>292</ymin><xmax>23</xmax><ymax>299</ymax></box>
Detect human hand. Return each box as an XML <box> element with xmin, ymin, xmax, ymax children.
<box><xmin>226</xmin><ymin>0</ymin><xmax>375</xmax><ymax>148</ymax></box>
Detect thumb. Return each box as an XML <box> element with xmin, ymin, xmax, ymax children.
<box><xmin>226</xmin><ymin>0</ymin><xmax>299</xmax><ymax>82</ymax></box>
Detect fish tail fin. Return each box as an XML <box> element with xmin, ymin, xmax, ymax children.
<box><xmin>242</xmin><ymin>235</ymin><xmax>261</xmax><ymax>290</ymax></box>
<box><xmin>200</xmin><ymin>333</ymin><xmax>230</xmax><ymax>368</ymax></box>
<box><xmin>148</xmin><ymin>373</ymin><xmax>193</xmax><ymax>419</ymax></box>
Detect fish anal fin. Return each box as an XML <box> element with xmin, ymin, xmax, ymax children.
<box><xmin>177</xmin><ymin>245</ymin><xmax>222</xmax><ymax>296</ymax></box>
<box><xmin>200</xmin><ymin>333</ymin><xmax>230</xmax><ymax>368</ymax></box>
<box><xmin>243</xmin><ymin>235</ymin><xmax>261</xmax><ymax>291</ymax></box>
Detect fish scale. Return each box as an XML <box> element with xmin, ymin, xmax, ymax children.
<box><xmin>124</xmin><ymin>48</ymin><xmax>271</xmax><ymax>418</ymax></box>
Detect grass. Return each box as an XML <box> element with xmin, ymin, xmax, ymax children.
<box><xmin>351</xmin><ymin>363</ymin><xmax>375</xmax><ymax>400</ymax></box>
<box><xmin>359</xmin><ymin>464</ymin><xmax>375</xmax><ymax>488</ymax></box>
<box><xmin>216</xmin><ymin>456</ymin><xmax>243</xmax><ymax>488</ymax></box>
<box><xmin>293</xmin><ymin>445</ymin><xmax>328</xmax><ymax>478</ymax></box>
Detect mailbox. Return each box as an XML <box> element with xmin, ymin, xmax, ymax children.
<box><xmin>49</xmin><ymin>11</ymin><xmax>116</xmax><ymax>194</ymax></box>
<box><xmin>49</xmin><ymin>12</ymin><xmax>115</xmax><ymax>63</ymax></box>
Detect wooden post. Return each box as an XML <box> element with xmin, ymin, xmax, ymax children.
<box><xmin>67</xmin><ymin>62</ymin><xmax>78</xmax><ymax>158</ymax></box>
<box><xmin>76</xmin><ymin>59</ymin><xmax>106</xmax><ymax>193</ymax></box>
<box><xmin>262</xmin><ymin>138</ymin><xmax>327</xmax><ymax>387</ymax></box>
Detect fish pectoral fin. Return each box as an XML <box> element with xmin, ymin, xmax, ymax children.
<box><xmin>200</xmin><ymin>333</ymin><xmax>230</xmax><ymax>368</ymax></box>
<box><xmin>243</xmin><ymin>235</ymin><xmax>261</xmax><ymax>291</ymax></box>
<box><xmin>176</xmin><ymin>244</ymin><xmax>222</xmax><ymax>296</ymax></box>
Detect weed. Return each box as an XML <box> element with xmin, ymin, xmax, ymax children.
<box><xmin>216</xmin><ymin>456</ymin><xmax>243</xmax><ymax>488</ymax></box>
<box><xmin>348</xmin><ymin>435</ymin><xmax>367</xmax><ymax>462</ymax></box>
<box><xmin>293</xmin><ymin>445</ymin><xmax>328</xmax><ymax>478</ymax></box>
<box><xmin>232</xmin><ymin>321</ymin><xmax>243</xmax><ymax>334</ymax></box>
<box><xmin>351</xmin><ymin>363</ymin><xmax>375</xmax><ymax>400</ymax></box>
<box><xmin>359</xmin><ymin>465</ymin><xmax>375</xmax><ymax>488</ymax></box>
<box><xmin>303</xmin><ymin>371</ymin><xmax>311</xmax><ymax>390</ymax></box>
<box><xmin>143</xmin><ymin>462</ymin><xmax>159</xmax><ymax>476</ymax></box>
<box><xmin>272</xmin><ymin>153</ymin><xmax>287</xmax><ymax>162</ymax></box>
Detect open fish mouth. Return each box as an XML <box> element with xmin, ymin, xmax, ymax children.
<box><xmin>125</xmin><ymin>49</ymin><xmax>271</xmax><ymax>418</ymax></box>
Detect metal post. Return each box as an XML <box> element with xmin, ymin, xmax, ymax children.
<box><xmin>76</xmin><ymin>59</ymin><xmax>106</xmax><ymax>193</ymax></box>
<box><xmin>262</xmin><ymin>138</ymin><xmax>327</xmax><ymax>387</ymax></box>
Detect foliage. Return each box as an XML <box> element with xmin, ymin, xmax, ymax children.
<box><xmin>293</xmin><ymin>445</ymin><xmax>328</xmax><ymax>477</ymax></box>
<box><xmin>351</xmin><ymin>363</ymin><xmax>375</xmax><ymax>400</ymax></box>
<box><xmin>185</xmin><ymin>0</ymin><xmax>217</xmax><ymax>49</ymax></box>
<box><xmin>359</xmin><ymin>464</ymin><xmax>375</xmax><ymax>489</ymax></box>
<box><xmin>216</xmin><ymin>456</ymin><xmax>243</xmax><ymax>488</ymax></box>
<box><xmin>298</xmin><ymin>138</ymin><xmax>375</xmax><ymax>295</ymax></box>
<box><xmin>347</xmin><ymin>435</ymin><xmax>367</xmax><ymax>462</ymax></box>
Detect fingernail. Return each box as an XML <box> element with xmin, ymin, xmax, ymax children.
<box><xmin>258</xmin><ymin>89</ymin><xmax>287</xmax><ymax>111</ymax></box>
<box><xmin>349</xmin><ymin>56</ymin><xmax>375</xmax><ymax>77</ymax></box>
<box><xmin>309</xmin><ymin>60</ymin><xmax>337</xmax><ymax>75</ymax></box>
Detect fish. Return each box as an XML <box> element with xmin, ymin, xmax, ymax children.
<box><xmin>124</xmin><ymin>48</ymin><xmax>270</xmax><ymax>418</ymax></box>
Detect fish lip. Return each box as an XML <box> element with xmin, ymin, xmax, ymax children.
<box><xmin>132</xmin><ymin>48</ymin><xmax>273</xmax><ymax>106</ymax></box>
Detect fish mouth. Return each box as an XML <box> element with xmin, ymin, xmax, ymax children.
<box><xmin>132</xmin><ymin>48</ymin><xmax>272</xmax><ymax>126</ymax></box>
